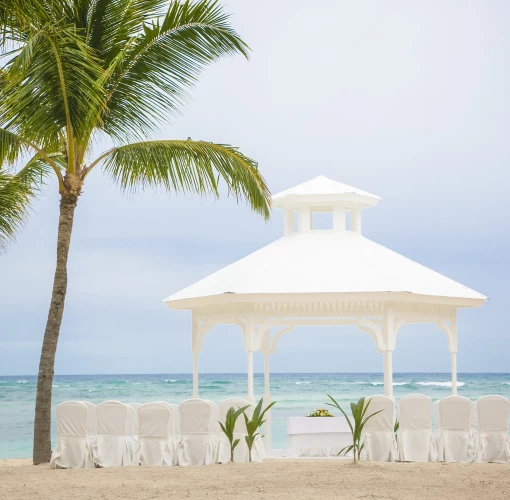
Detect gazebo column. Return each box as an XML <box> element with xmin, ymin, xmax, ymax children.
<box><xmin>450</xmin><ymin>315</ymin><xmax>458</xmax><ymax>395</ymax></box>
<box><xmin>247</xmin><ymin>350</ymin><xmax>255</xmax><ymax>402</ymax></box>
<box><xmin>383</xmin><ymin>350</ymin><xmax>393</xmax><ymax>398</ymax></box>
<box><xmin>263</xmin><ymin>352</ymin><xmax>272</xmax><ymax>451</ymax></box>
<box><xmin>192</xmin><ymin>352</ymin><xmax>199</xmax><ymax>398</ymax></box>
<box><xmin>191</xmin><ymin>317</ymin><xmax>213</xmax><ymax>399</ymax></box>
<box><xmin>381</xmin><ymin>308</ymin><xmax>397</xmax><ymax>399</ymax></box>
<box><xmin>437</xmin><ymin>312</ymin><xmax>459</xmax><ymax>396</ymax></box>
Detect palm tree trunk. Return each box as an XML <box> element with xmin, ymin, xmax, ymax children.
<box><xmin>33</xmin><ymin>175</ymin><xmax>81</xmax><ymax>464</ymax></box>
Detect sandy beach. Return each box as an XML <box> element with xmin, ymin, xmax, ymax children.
<box><xmin>1</xmin><ymin>459</ymin><xmax>509</xmax><ymax>500</ymax></box>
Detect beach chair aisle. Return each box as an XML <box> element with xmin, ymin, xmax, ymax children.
<box><xmin>49</xmin><ymin>393</ymin><xmax>510</xmax><ymax>468</ymax></box>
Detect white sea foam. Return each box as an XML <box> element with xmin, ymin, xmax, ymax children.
<box><xmin>88</xmin><ymin>389</ymin><xmax>94</xmax><ymax>392</ymax></box>
<box><xmin>417</xmin><ymin>381</ymin><xmax>465</xmax><ymax>387</ymax></box>
<box><xmin>165</xmin><ymin>379</ymin><xmax>177</xmax><ymax>383</ymax></box>
<box><xmin>52</xmin><ymin>385</ymin><xmax>59</xmax><ymax>388</ymax></box>
<box><xmin>371</xmin><ymin>382</ymin><xmax>408</xmax><ymax>386</ymax></box>
<box><xmin>503</xmin><ymin>382</ymin><xmax>510</xmax><ymax>385</ymax></box>
<box><xmin>295</xmin><ymin>381</ymin><xmax>311</xmax><ymax>385</ymax></box>
<box><xmin>16</xmin><ymin>380</ymin><xmax>27</xmax><ymax>384</ymax></box>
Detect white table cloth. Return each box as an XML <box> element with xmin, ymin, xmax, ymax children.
<box><xmin>284</xmin><ymin>417</ymin><xmax>352</xmax><ymax>457</ymax></box>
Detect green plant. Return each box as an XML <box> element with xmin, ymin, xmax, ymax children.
<box><xmin>308</xmin><ymin>408</ymin><xmax>334</xmax><ymax>417</ymax></box>
<box><xmin>394</xmin><ymin>419</ymin><xmax>399</xmax><ymax>443</ymax></box>
<box><xmin>326</xmin><ymin>395</ymin><xmax>383</xmax><ymax>462</ymax></box>
<box><xmin>0</xmin><ymin>0</ymin><xmax>271</xmax><ymax>464</ymax></box>
<box><xmin>219</xmin><ymin>405</ymin><xmax>249</xmax><ymax>463</ymax></box>
<box><xmin>243</xmin><ymin>398</ymin><xmax>276</xmax><ymax>462</ymax></box>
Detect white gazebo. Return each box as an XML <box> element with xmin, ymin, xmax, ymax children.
<box><xmin>164</xmin><ymin>176</ymin><xmax>486</xmax><ymax>450</ymax></box>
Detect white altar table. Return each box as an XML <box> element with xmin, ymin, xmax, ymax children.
<box><xmin>283</xmin><ymin>416</ymin><xmax>353</xmax><ymax>457</ymax></box>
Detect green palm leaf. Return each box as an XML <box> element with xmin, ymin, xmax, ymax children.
<box><xmin>101</xmin><ymin>139</ymin><xmax>271</xmax><ymax>218</ymax></box>
<box><xmin>0</xmin><ymin>156</ymin><xmax>53</xmax><ymax>251</ymax></box>
<box><xmin>102</xmin><ymin>0</ymin><xmax>250</xmax><ymax>140</ymax></box>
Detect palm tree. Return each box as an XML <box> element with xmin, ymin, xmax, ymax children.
<box><xmin>0</xmin><ymin>0</ymin><xmax>270</xmax><ymax>464</ymax></box>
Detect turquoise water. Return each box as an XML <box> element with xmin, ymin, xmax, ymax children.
<box><xmin>1</xmin><ymin>373</ymin><xmax>510</xmax><ymax>459</ymax></box>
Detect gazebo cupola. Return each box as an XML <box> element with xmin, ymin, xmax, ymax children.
<box><xmin>272</xmin><ymin>175</ymin><xmax>380</xmax><ymax>235</ymax></box>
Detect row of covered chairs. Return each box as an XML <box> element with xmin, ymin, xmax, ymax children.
<box><xmin>361</xmin><ymin>394</ymin><xmax>510</xmax><ymax>463</ymax></box>
<box><xmin>50</xmin><ymin>397</ymin><xmax>264</xmax><ymax>469</ymax></box>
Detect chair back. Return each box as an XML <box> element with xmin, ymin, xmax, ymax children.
<box><xmin>139</xmin><ymin>403</ymin><xmax>173</xmax><ymax>437</ymax></box>
<box><xmin>476</xmin><ymin>395</ymin><xmax>510</xmax><ymax>431</ymax></box>
<box><xmin>56</xmin><ymin>401</ymin><xmax>89</xmax><ymax>437</ymax></box>
<box><xmin>128</xmin><ymin>403</ymin><xmax>142</xmax><ymax>434</ymax></box>
<box><xmin>179</xmin><ymin>399</ymin><xmax>220</xmax><ymax>434</ymax></box>
<box><xmin>80</xmin><ymin>401</ymin><xmax>97</xmax><ymax>434</ymax></box>
<box><xmin>364</xmin><ymin>395</ymin><xmax>395</xmax><ymax>430</ymax></box>
<box><xmin>398</xmin><ymin>394</ymin><xmax>432</xmax><ymax>430</ymax></box>
<box><xmin>220</xmin><ymin>398</ymin><xmax>253</xmax><ymax>434</ymax></box>
<box><xmin>96</xmin><ymin>401</ymin><xmax>133</xmax><ymax>435</ymax></box>
<box><xmin>435</xmin><ymin>396</ymin><xmax>471</xmax><ymax>430</ymax></box>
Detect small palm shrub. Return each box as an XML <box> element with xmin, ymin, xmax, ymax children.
<box><xmin>326</xmin><ymin>395</ymin><xmax>383</xmax><ymax>462</ymax></box>
<box><xmin>219</xmin><ymin>405</ymin><xmax>250</xmax><ymax>463</ymax></box>
<box><xmin>243</xmin><ymin>398</ymin><xmax>276</xmax><ymax>462</ymax></box>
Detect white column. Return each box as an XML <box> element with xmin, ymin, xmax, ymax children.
<box><xmin>284</xmin><ymin>208</ymin><xmax>294</xmax><ymax>235</ymax></box>
<box><xmin>451</xmin><ymin>352</ymin><xmax>458</xmax><ymax>396</ymax></box>
<box><xmin>247</xmin><ymin>350</ymin><xmax>255</xmax><ymax>403</ymax></box>
<box><xmin>298</xmin><ymin>207</ymin><xmax>311</xmax><ymax>232</ymax></box>
<box><xmin>192</xmin><ymin>352</ymin><xmax>199</xmax><ymax>398</ymax></box>
<box><xmin>333</xmin><ymin>205</ymin><xmax>346</xmax><ymax>231</ymax></box>
<box><xmin>263</xmin><ymin>353</ymin><xmax>272</xmax><ymax>451</ymax></box>
<box><xmin>351</xmin><ymin>208</ymin><xmax>361</xmax><ymax>234</ymax></box>
<box><xmin>383</xmin><ymin>350</ymin><xmax>393</xmax><ymax>398</ymax></box>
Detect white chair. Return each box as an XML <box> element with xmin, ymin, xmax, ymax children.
<box><xmin>177</xmin><ymin>399</ymin><xmax>221</xmax><ymax>466</ymax></box>
<box><xmin>397</xmin><ymin>394</ymin><xmax>437</xmax><ymax>462</ymax></box>
<box><xmin>360</xmin><ymin>395</ymin><xmax>397</xmax><ymax>462</ymax></box>
<box><xmin>92</xmin><ymin>401</ymin><xmax>139</xmax><ymax>467</ymax></box>
<box><xmin>80</xmin><ymin>401</ymin><xmax>97</xmax><ymax>435</ymax></box>
<box><xmin>138</xmin><ymin>402</ymin><xmax>180</xmax><ymax>466</ymax></box>
<box><xmin>50</xmin><ymin>401</ymin><xmax>94</xmax><ymax>469</ymax></box>
<box><xmin>219</xmin><ymin>398</ymin><xmax>265</xmax><ymax>463</ymax></box>
<box><xmin>475</xmin><ymin>395</ymin><xmax>510</xmax><ymax>462</ymax></box>
<box><xmin>128</xmin><ymin>402</ymin><xmax>143</xmax><ymax>436</ymax></box>
<box><xmin>434</xmin><ymin>396</ymin><xmax>475</xmax><ymax>462</ymax></box>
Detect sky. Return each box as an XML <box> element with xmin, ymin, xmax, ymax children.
<box><xmin>1</xmin><ymin>0</ymin><xmax>509</xmax><ymax>376</ymax></box>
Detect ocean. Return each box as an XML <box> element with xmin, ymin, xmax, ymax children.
<box><xmin>1</xmin><ymin>372</ymin><xmax>509</xmax><ymax>459</ymax></box>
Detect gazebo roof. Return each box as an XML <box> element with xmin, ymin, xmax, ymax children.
<box><xmin>164</xmin><ymin>177</ymin><xmax>486</xmax><ymax>310</ymax></box>
<box><xmin>272</xmin><ymin>175</ymin><xmax>380</xmax><ymax>209</ymax></box>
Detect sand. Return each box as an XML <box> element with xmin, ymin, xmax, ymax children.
<box><xmin>1</xmin><ymin>458</ymin><xmax>509</xmax><ymax>499</ymax></box>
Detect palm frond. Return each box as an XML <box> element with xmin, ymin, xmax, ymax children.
<box><xmin>0</xmin><ymin>127</ymin><xmax>25</xmax><ymax>166</ymax></box>
<box><xmin>0</xmin><ymin>156</ymin><xmax>53</xmax><ymax>251</ymax></box>
<box><xmin>103</xmin><ymin>0</ymin><xmax>250</xmax><ymax>140</ymax></box>
<box><xmin>1</xmin><ymin>22</ymin><xmax>105</xmax><ymax>152</ymax></box>
<box><xmin>101</xmin><ymin>139</ymin><xmax>270</xmax><ymax>218</ymax></box>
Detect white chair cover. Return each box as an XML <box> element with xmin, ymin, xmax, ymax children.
<box><xmin>360</xmin><ymin>395</ymin><xmax>397</xmax><ymax>462</ymax></box>
<box><xmin>139</xmin><ymin>402</ymin><xmax>180</xmax><ymax>466</ymax></box>
<box><xmin>92</xmin><ymin>401</ymin><xmax>139</xmax><ymax>467</ymax></box>
<box><xmin>177</xmin><ymin>399</ymin><xmax>222</xmax><ymax>466</ymax></box>
<box><xmin>434</xmin><ymin>396</ymin><xmax>475</xmax><ymax>463</ymax></box>
<box><xmin>218</xmin><ymin>398</ymin><xmax>265</xmax><ymax>463</ymax></box>
<box><xmin>397</xmin><ymin>394</ymin><xmax>437</xmax><ymax>462</ymax></box>
<box><xmin>50</xmin><ymin>401</ymin><xmax>94</xmax><ymax>469</ymax></box>
<box><xmin>80</xmin><ymin>401</ymin><xmax>97</xmax><ymax>435</ymax></box>
<box><xmin>475</xmin><ymin>395</ymin><xmax>510</xmax><ymax>462</ymax></box>
<box><xmin>128</xmin><ymin>403</ymin><xmax>143</xmax><ymax>436</ymax></box>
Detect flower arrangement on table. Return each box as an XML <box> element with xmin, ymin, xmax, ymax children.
<box><xmin>308</xmin><ymin>408</ymin><xmax>334</xmax><ymax>417</ymax></box>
